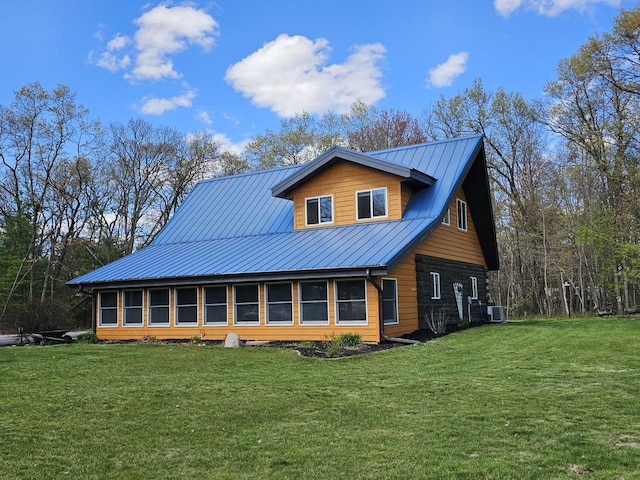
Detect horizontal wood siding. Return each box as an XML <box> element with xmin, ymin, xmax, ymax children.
<box><xmin>292</xmin><ymin>161</ymin><xmax>403</xmax><ymax>229</ymax></box>
<box><xmin>95</xmin><ymin>280</ymin><xmax>382</xmax><ymax>343</ymax></box>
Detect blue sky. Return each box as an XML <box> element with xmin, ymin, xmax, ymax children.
<box><xmin>0</xmin><ymin>0</ymin><xmax>634</xmax><ymax>153</ymax></box>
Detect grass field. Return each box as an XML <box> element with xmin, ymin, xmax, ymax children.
<box><xmin>0</xmin><ymin>317</ymin><xmax>638</xmax><ymax>479</ymax></box>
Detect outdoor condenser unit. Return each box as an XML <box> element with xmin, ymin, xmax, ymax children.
<box><xmin>487</xmin><ymin>306</ymin><xmax>505</xmax><ymax>323</ymax></box>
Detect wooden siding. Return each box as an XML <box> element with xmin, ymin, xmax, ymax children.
<box><xmin>95</xmin><ymin>280</ymin><xmax>382</xmax><ymax>343</ymax></box>
<box><xmin>291</xmin><ymin>161</ymin><xmax>404</xmax><ymax>229</ymax></box>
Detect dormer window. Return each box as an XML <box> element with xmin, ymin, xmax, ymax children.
<box><xmin>357</xmin><ymin>188</ymin><xmax>387</xmax><ymax>220</ymax></box>
<box><xmin>306</xmin><ymin>195</ymin><xmax>333</xmax><ymax>225</ymax></box>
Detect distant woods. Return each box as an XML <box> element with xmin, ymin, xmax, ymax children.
<box><xmin>1</xmin><ymin>5</ymin><xmax>640</xmax><ymax>331</ymax></box>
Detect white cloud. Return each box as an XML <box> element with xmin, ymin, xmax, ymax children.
<box><xmin>139</xmin><ymin>88</ymin><xmax>197</xmax><ymax>115</ymax></box>
<box><xmin>428</xmin><ymin>52</ymin><xmax>469</xmax><ymax>88</ymax></box>
<box><xmin>225</xmin><ymin>34</ymin><xmax>386</xmax><ymax>117</ymax></box>
<box><xmin>195</xmin><ymin>110</ymin><xmax>213</xmax><ymax>126</ymax></box>
<box><xmin>494</xmin><ymin>0</ymin><xmax>620</xmax><ymax>17</ymax></box>
<box><xmin>93</xmin><ymin>51</ymin><xmax>131</xmax><ymax>72</ymax></box>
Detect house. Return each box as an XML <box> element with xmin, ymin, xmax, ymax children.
<box><xmin>68</xmin><ymin>134</ymin><xmax>499</xmax><ymax>343</ymax></box>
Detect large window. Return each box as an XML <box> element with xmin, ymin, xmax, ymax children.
<box><xmin>336</xmin><ymin>279</ymin><xmax>367</xmax><ymax>324</ymax></box>
<box><xmin>175</xmin><ymin>287</ymin><xmax>198</xmax><ymax>326</ymax></box>
<box><xmin>457</xmin><ymin>199</ymin><xmax>468</xmax><ymax>231</ymax></box>
<box><xmin>299</xmin><ymin>281</ymin><xmax>329</xmax><ymax>325</ymax></box>
<box><xmin>99</xmin><ymin>291</ymin><xmax>118</xmax><ymax>327</ymax></box>
<box><xmin>430</xmin><ymin>272</ymin><xmax>441</xmax><ymax>300</ymax></box>
<box><xmin>306</xmin><ymin>195</ymin><xmax>333</xmax><ymax>225</ymax></box>
<box><xmin>266</xmin><ymin>283</ymin><xmax>293</xmax><ymax>325</ymax></box>
<box><xmin>357</xmin><ymin>188</ymin><xmax>387</xmax><ymax>220</ymax></box>
<box><xmin>148</xmin><ymin>288</ymin><xmax>170</xmax><ymax>326</ymax></box>
<box><xmin>204</xmin><ymin>286</ymin><xmax>227</xmax><ymax>325</ymax></box>
<box><xmin>234</xmin><ymin>284</ymin><xmax>259</xmax><ymax>325</ymax></box>
<box><xmin>382</xmin><ymin>278</ymin><xmax>399</xmax><ymax>325</ymax></box>
<box><xmin>123</xmin><ymin>290</ymin><xmax>143</xmax><ymax>326</ymax></box>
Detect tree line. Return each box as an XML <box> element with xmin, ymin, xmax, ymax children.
<box><xmin>1</xmin><ymin>6</ymin><xmax>639</xmax><ymax>332</ymax></box>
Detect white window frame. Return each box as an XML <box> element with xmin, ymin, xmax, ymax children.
<box><xmin>335</xmin><ymin>279</ymin><xmax>368</xmax><ymax>325</ymax></box>
<box><xmin>430</xmin><ymin>272</ymin><xmax>441</xmax><ymax>300</ymax></box>
<box><xmin>305</xmin><ymin>195</ymin><xmax>333</xmax><ymax>226</ymax></box>
<box><xmin>299</xmin><ymin>280</ymin><xmax>329</xmax><ymax>325</ymax></box>
<box><xmin>356</xmin><ymin>187</ymin><xmax>388</xmax><ymax>220</ymax></box>
<box><xmin>441</xmin><ymin>208</ymin><xmax>450</xmax><ymax>226</ymax></box>
<box><xmin>123</xmin><ymin>289</ymin><xmax>143</xmax><ymax>327</ymax></box>
<box><xmin>233</xmin><ymin>284</ymin><xmax>260</xmax><ymax>326</ymax></box>
<box><xmin>457</xmin><ymin>198</ymin><xmax>468</xmax><ymax>231</ymax></box>
<box><xmin>471</xmin><ymin>276</ymin><xmax>478</xmax><ymax>300</ymax></box>
<box><xmin>266</xmin><ymin>282</ymin><xmax>294</xmax><ymax>325</ymax></box>
<box><xmin>204</xmin><ymin>285</ymin><xmax>228</xmax><ymax>326</ymax></box>
<box><xmin>148</xmin><ymin>288</ymin><xmax>170</xmax><ymax>326</ymax></box>
<box><xmin>99</xmin><ymin>291</ymin><xmax>118</xmax><ymax>327</ymax></box>
<box><xmin>382</xmin><ymin>278</ymin><xmax>399</xmax><ymax>325</ymax></box>
<box><xmin>175</xmin><ymin>286</ymin><xmax>198</xmax><ymax>326</ymax></box>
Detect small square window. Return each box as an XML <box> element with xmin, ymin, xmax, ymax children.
<box><xmin>357</xmin><ymin>188</ymin><xmax>387</xmax><ymax>220</ymax></box>
<box><xmin>306</xmin><ymin>196</ymin><xmax>333</xmax><ymax>225</ymax></box>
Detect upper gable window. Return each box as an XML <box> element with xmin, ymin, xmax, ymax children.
<box><xmin>441</xmin><ymin>208</ymin><xmax>450</xmax><ymax>226</ymax></box>
<box><xmin>457</xmin><ymin>199</ymin><xmax>468</xmax><ymax>231</ymax></box>
<box><xmin>306</xmin><ymin>195</ymin><xmax>333</xmax><ymax>225</ymax></box>
<box><xmin>356</xmin><ymin>188</ymin><xmax>387</xmax><ymax>220</ymax></box>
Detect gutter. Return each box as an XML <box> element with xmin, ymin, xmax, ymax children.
<box><xmin>366</xmin><ymin>269</ymin><xmax>419</xmax><ymax>345</ymax></box>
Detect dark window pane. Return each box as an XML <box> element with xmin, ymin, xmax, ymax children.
<box><xmin>124</xmin><ymin>308</ymin><xmax>142</xmax><ymax>325</ymax></box>
<box><xmin>236</xmin><ymin>304</ymin><xmax>258</xmax><ymax>322</ymax></box>
<box><xmin>382</xmin><ymin>279</ymin><xmax>396</xmax><ymax>300</ymax></box>
<box><xmin>124</xmin><ymin>290</ymin><xmax>142</xmax><ymax>306</ymax></box>
<box><xmin>301</xmin><ymin>282</ymin><xmax>326</xmax><ymax>301</ymax></box>
<box><xmin>320</xmin><ymin>196</ymin><xmax>332</xmax><ymax>223</ymax></box>
<box><xmin>383</xmin><ymin>301</ymin><xmax>397</xmax><ymax>323</ymax></box>
<box><xmin>372</xmin><ymin>189</ymin><xmax>386</xmax><ymax>217</ymax></box>
<box><xmin>302</xmin><ymin>303</ymin><xmax>328</xmax><ymax>323</ymax></box>
<box><xmin>337</xmin><ymin>280</ymin><xmax>365</xmax><ymax>300</ymax></box>
<box><xmin>205</xmin><ymin>286</ymin><xmax>226</xmax><ymax>304</ymax></box>
<box><xmin>177</xmin><ymin>306</ymin><xmax>197</xmax><ymax>324</ymax></box>
<box><xmin>306</xmin><ymin>198</ymin><xmax>319</xmax><ymax>225</ymax></box>
<box><xmin>150</xmin><ymin>307</ymin><xmax>169</xmax><ymax>324</ymax></box>
<box><xmin>267</xmin><ymin>283</ymin><xmax>292</xmax><ymax>302</ymax></box>
<box><xmin>268</xmin><ymin>304</ymin><xmax>292</xmax><ymax>323</ymax></box>
<box><xmin>176</xmin><ymin>287</ymin><xmax>197</xmax><ymax>306</ymax></box>
<box><xmin>101</xmin><ymin>309</ymin><xmax>117</xmax><ymax>325</ymax></box>
<box><xmin>150</xmin><ymin>289</ymin><xmax>169</xmax><ymax>306</ymax></box>
<box><xmin>235</xmin><ymin>285</ymin><xmax>258</xmax><ymax>304</ymax></box>
<box><xmin>357</xmin><ymin>191</ymin><xmax>371</xmax><ymax>219</ymax></box>
<box><xmin>206</xmin><ymin>305</ymin><xmax>227</xmax><ymax>324</ymax></box>
<box><xmin>101</xmin><ymin>292</ymin><xmax>117</xmax><ymax>308</ymax></box>
<box><xmin>338</xmin><ymin>300</ymin><xmax>366</xmax><ymax>322</ymax></box>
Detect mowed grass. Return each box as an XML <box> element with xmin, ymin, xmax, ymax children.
<box><xmin>0</xmin><ymin>318</ymin><xmax>638</xmax><ymax>479</ymax></box>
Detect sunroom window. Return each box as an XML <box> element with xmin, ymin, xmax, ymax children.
<box><xmin>266</xmin><ymin>283</ymin><xmax>293</xmax><ymax>325</ymax></box>
<box><xmin>175</xmin><ymin>287</ymin><xmax>198</xmax><ymax>325</ymax></box>
<box><xmin>204</xmin><ymin>286</ymin><xmax>227</xmax><ymax>325</ymax></box>
<box><xmin>336</xmin><ymin>279</ymin><xmax>367</xmax><ymax>324</ymax></box>
<box><xmin>299</xmin><ymin>281</ymin><xmax>329</xmax><ymax>325</ymax></box>
<box><xmin>234</xmin><ymin>284</ymin><xmax>259</xmax><ymax>325</ymax></box>
<box><xmin>99</xmin><ymin>291</ymin><xmax>118</xmax><ymax>327</ymax></box>
<box><xmin>148</xmin><ymin>288</ymin><xmax>170</xmax><ymax>326</ymax></box>
<box><xmin>123</xmin><ymin>290</ymin><xmax>143</xmax><ymax>326</ymax></box>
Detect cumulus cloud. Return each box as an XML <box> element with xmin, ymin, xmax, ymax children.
<box><xmin>494</xmin><ymin>0</ymin><xmax>620</xmax><ymax>17</ymax></box>
<box><xmin>139</xmin><ymin>88</ymin><xmax>197</xmax><ymax>115</ymax></box>
<box><xmin>427</xmin><ymin>52</ymin><xmax>469</xmax><ymax>88</ymax></box>
<box><xmin>225</xmin><ymin>34</ymin><xmax>386</xmax><ymax>117</ymax></box>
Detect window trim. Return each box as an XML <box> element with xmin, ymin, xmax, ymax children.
<box><xmin>148</xmin><ymin>288</ymin><xmax>170</xmax><ymax>327</ymax></box>
<box><xmin>299</xmin><ymin>280</ymin><xmax>329</xmax><ymax>325</ymax></box>
<box><xmin>441</xmin><ymin>208</ymin><xmax>450</xmax><ymax>226</ymax></box>
<box><xmin>265</xmin><ymin>282</ymin><xmax>294</xmax><ymax>326</ymax></box>
<box><xmin>98</xmin><ymin>291</ymin><xmax>118</xmax><ymax>328</ymax></box>
<box><xmin>457</xmin><ymin>198</ymin><xmax>468</xmax><ymax>231</ymax></box>
<box><xmin>335</xmin><ymin>279</ymin><xmax>368</xmax><ymax>325</ymax></box>
<box><xmin>123</xmin><ymin>289</ymin><xmax>143</xmax><ymax>327</ymax></box>
<box><xmin>305</xmin><ymin>195</ymin><xmax>334</xmax><ymax>226</ymax></box>
<box><xmin>356</xmin><ymin>187</ymin><xmax>388</xmax><ymax>221</ymax></box>
<box><xmin>470</xmin><ymin>276</ymin><xmax>478</xmax><ymax>300</ymax></box>
<box><xmin>430</xmin><ymin>272</ymin><xmax>441</xmax><ymax>300</ymax></box>
<box><xmin>233</xmin><ymin>284</ymin><xmax>261</xmax><ymax>326</ymax></box>
<box><xmin>382</xmin><ymin>278</ymin><xmax>399</xmax><ymax>325</ymax></box>
<box><xmin>175</xmin><ymin>286</ymin><xmax>199</xmax><ymax>327</ymax></box>
<box><xmin>203</xmin><ymin>285</ymin><xmax>228</xmax><ymax>326</ymax></box>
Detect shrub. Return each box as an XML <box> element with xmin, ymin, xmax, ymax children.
<box><xmin>76</xmin><ymin>332</ymin><xmax>99</xmax><ymax>344</ymax></box>
<box><xmin>322</xmin><ymin>334</ymin><xmax>341</xmax><ymax>358</ymax></box>
<box><xmin>337</xmin><ymin>332</ymin><xmax>361</xmax><ymax>347</ymax></box>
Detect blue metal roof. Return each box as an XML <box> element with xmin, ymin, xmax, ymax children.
<box><xmin>68</xmin><ymin>134</ymin><xmax>496</xmax><ymax>288</ymax></box>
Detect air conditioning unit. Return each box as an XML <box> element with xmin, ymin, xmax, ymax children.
<box><xmin>487</xmin><ymin>306</ymin><xmax>505</xmax><ymax>323</ymax></box>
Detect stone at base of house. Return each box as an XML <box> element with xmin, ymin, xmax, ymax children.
<box><xmin>224</xmin><ymin>333</ymin><xmax>240</xmax><ymax>348</ymax></box>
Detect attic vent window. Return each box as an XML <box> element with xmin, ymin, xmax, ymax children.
<box><xmin>306</xmin><ymin>195</ymin><xmax>333</xmax><ymax>225</ymax></box>
<box><xmin>357</xmin><ymin>188</ymin><xmax>387</xmax><ymax>220</ymax></box>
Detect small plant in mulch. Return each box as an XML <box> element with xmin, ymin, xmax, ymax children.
<box><xmin>139</xmin><ymin>335</ymin><xmax>159</xmax><ymax>344</ymax></box>
<box><xmin>76</xmin><ymin>332</ymin><xmax>99</xmax><ymax>344</ymax></box>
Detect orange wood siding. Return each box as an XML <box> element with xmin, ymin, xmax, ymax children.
<box><xmin>95</xmin><ymin>280</ymin><xmax>382</xmax><ymax>343</ymax></box>
<box><xmin>292</xmin><ymin>161</ymin><xmax>404</xmax><ymax>229</ymax></box>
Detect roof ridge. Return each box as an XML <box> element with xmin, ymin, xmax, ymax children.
<box><xmin>197</xmin><ymin>163</ymin><xmax>302</xmax><ymax>185</ymax></box>
<box><xmin>366</xmin><ymin>134</ymin><xmax>483</xmax><ymax>155</ymax></box>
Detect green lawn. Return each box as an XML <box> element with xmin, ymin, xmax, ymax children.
<box><xmin>0</xmin><ymin>317</ymin><xmax>638</xmax><ymax>479</ymax></box>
